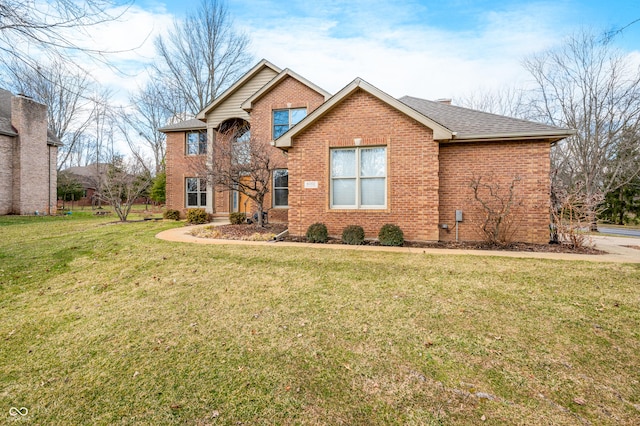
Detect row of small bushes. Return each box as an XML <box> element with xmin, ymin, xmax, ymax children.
<box><xmin>163</xmin><ymin>208</ymin><xmax>212</xmax><ymax>224</ymax></box>
<box><xmin>306</xmin><ymin>223</ymin><xmax>404</xmax><ymax>246</ymax></box>
<box><xmin>165</xmin><ymin>209</ymin><xmax>247</xmax><ymax>225</ymax></box>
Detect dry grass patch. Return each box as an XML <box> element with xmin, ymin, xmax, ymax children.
<box><xmin>0</xmin><ymin>215</ymin><xmax>639</xmax><ymax>424</ymax></box>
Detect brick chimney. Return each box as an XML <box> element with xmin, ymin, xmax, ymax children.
<box><xmin>10</xmin><ymin>94</ymin><xmax>56</xmax><ymax>214</ymax></box>
<box><xmin>435</xmin><ymin>98</ymin><xmax>452</xmax><ymax>105</ymax></box>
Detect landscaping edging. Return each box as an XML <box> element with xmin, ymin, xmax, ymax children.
<box><xmin>156</xmin><ymin>225</ymin><xmax>640</xmax><ymax>263</ymax></box>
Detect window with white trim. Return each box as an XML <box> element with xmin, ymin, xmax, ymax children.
<box><xmin>273</xmin><ymin>108</ymin><xmax>306</xmax><ymax>139</ymax></box>
<box><xmin>330</xmin><ymin>147</ymin><xmax>386</xmax><ymax>209</ymax></box>
<box><xmin>186</xmin><ymin>177</ymin><xmax>207</xmax><ymax>207</ymax></box>
<box><xmin>273</xmin><ymin>169</ymin><xmax>288</xmax><ymax>207</ymax></box>
<box><xmin>186</xmin><ymin>131</ymin><xmax>207</xmax><ymax>155</ymax></box>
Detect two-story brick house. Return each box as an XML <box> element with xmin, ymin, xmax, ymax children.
<box><xmin>162</xmin><ymin>59</ymin><xmax>573</xmax><ymax>244</ymax></box>
<box><xmin>160</xmin><ymin>59</ymin><xmax>330</xmax><ymax>223</ymax></box>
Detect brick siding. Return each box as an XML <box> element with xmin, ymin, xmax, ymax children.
<box><xmin>165</xmin><ymin>131</ymin><xmax>207</xmax><ymax>217</ymax></box>
<box><xmin>287</xmin><ymin>88</ymin><xmax>440</xmax><ymax>241</ymax></box>
<box><xmin>438</xmin><ymin>141</ymin><xmax>551</xmax><ymax>244</ymax></box>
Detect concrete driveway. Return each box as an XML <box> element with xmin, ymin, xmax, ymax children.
<box><xmin>589</xmin><ymin>235</ymin><xmax>640</xmax><ymax>263</ymax></box>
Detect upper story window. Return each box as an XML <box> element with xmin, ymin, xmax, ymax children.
<box><xmin>273</xmin><ymin>108</ymin><xmax>306</xmax><ymax>139</ymax></box>
<box><xmin>186</xmin><ymin>131</ymin><xmax>207</xmax><ymax>155</ymax></box>
<box><xmin>273</xmin><ymin>169</ymin><xmax>288</xmax><ymax>208</ymax></box>
<box><xmin>233</xmin><ymin>128</ymin><xmax>251</xmax><ymax>165</ymax></box>
<box><xmin>330</xmin><ymin>146</ymin><xmax>386</xmax><ymax>209</ymax></box>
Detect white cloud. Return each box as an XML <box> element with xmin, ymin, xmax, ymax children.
<box><xmin>60</xmin><ymin>4</ymin><xmax>175</xmax><ymax>103</ymax></box>
<box><xmin>240</xmin><ymin>3</ymin><xmax>568</xmax><ymax>101</ymax></box>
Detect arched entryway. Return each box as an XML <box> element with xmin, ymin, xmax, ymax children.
<box><xmin>217</xmin><ymin>118</ymin><xmax>251</xmax><ymax>215</ymax></box>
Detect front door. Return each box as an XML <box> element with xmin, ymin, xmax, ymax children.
<box><xmin>231</xmin><ymin>178</ymin><xmax>252</xmax><ymax>214</ymax></box>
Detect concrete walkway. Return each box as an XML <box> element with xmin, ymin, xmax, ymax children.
<box><xmin>156</xmin><ymin>222</ymin><xmax>640</xmax><ymax>263</ymax></box>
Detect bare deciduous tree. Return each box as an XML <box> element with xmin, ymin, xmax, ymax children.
<box><xmin>207</xmin><ymin>127</ymin><xmax>286</xmax><ymax>227</ymax></box>
<box><xmin>115</xmin><ymin>79</ymin><xmax>178</xmax><ymax>175</ymax></box>
<box><xmin>153</xmin><ymin>0</ymin><xmax>252</xmax><ymax>116</ymax></box>
<box><xmin>94</xmin><ymin>157</ymin><xmax>152</xmax><ymax>221</ymax></box>
<box><xmin>550</xmin><ymin>180</ymin><xmax>602</xmax><ymax>248</ymax></box>
<box><xmin>469</xmin><ymin>175</ymin><xmax>523</xmax><ymax>245</ymax></box>
<box><xmin>1</xmin><ymin>58</ymin><xmax>95</xmax><ymax>170</ymax></box>
<box><xmin>456</xmin><ymin>86</ymin><xmax>533</xmax><ymax>119</ymax></box>
<box><xmin>524</xmin><ymin>29</ymin><xmax>640</xmax><ymax>230</ymax></box>
<box><xmin>0</xmin><ymin>0</ymin><xmax>131</xmax><ymax>67</ymax></box>
<box><xmin>63</xmin><ymin>133</ymin><xmax>98</xmax><ymax>168</ymax></box>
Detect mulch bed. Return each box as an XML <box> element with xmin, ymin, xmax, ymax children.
<box><xmin>207</xmin><ymin>223</ymin><xmax>604</xmax><ymax>255</ymax></box>
<box><xmin>213</xmin><ymin>223</ymin><xmax>288</xmax><ymax>239</ymax></box>
<box><xmin>284</xmin><ymin>235</ymin><xmax>604</xmax><ymax>254</ymax></box>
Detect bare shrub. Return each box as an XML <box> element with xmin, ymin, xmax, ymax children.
<box><xmin>551</xmin><ymin>182</ymin><xmax>603</xmax><ymax>248</ymax></box>
<box><xmin>469</xmin><ymin>175</ymin><xmax>523</xmax><ymax>245</ymax></box>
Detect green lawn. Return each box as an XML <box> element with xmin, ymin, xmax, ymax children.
<box><xmin>1</xmin><ymin>215</ymin><xmax>639</xmax><ymax>425</ymax></box>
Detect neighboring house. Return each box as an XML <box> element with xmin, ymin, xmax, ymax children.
<box><xmin>161</xmin><ymin>60</ymin><xmax>573</xmax><ymax>244</ymax></box>
<box><xmin>0</xmin><ymin>89</ymin><xmax>61</xmax><ymax>215</ymax></box>
<box><xmin>60</xmin><ymin>163</ymin><xmax>150</xmax><ymax>207</ymax></box>
<box><xmin>59</xmin><ymin>163</ymin><xmax>109</xmax><ymax>206</ymax></box>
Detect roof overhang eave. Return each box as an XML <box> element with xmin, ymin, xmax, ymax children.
<box><xmin>158</xmin><ymin>126</ymin><xmax>207</xmax><ymax>133</ymax></box>
<box><xmin>0</xmin><ymin>129</ymin><xmax>17</xmax><ymax>137</ymax></box>
<box><xmin>446</xmin><ymin>130</ymin><xmax>576</xmax><ymax>143</ymax></box>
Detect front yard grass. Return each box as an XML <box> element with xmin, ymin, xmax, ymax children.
<box><xmin>1</xmin><ymin>215</ymin><xmax>639</xmax><ymax>424</ymax></box>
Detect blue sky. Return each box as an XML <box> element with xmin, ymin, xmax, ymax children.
<box><xmin>98</xmin><ymin>0</ymin><xmax>640</xmax><ymax>100</ymax></box>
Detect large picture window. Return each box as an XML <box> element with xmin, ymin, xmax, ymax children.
<box><xmin>331</xmin><ymin>147</ymin><xmax>386</xmax><ymax>209</ymax></box>
<box><xmin>186</xmin><ymin>177</ymin><xmax>207</xmax><ymax>208</ymax></box>
<box><xmin>273</xmin><ymin>169</ymin><xmax>288</xmax><ymax>207</ymax></box>
<box><xmin>186</xmin><ymin>131</ymin><xmax>207</xmax><ymax>155</ymax></box>
<box><xmin>273</xmin><ymin>108</ymin><xmax>306</xmax><ymax>139</ymax></box>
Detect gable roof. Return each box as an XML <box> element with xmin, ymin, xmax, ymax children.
<box><xmin>399</xmin><ymin>96</ymin><xmax>573</xmax><ymax>142</ymax></box>
<box><xmin>196</xmin><ymin>59</ymin><xmax>282</xmax><ymax>120</ymax></box>
<box><xmin>241</xmin><ymin>68</ymin><xmax>331</xmax><ymax>111</ymax></box>
<box><xmin>275</xmin><ymin>78</ymin><xmax>453</xmax><ymax>148</ymax></box>
<box><xmin>158</xmin><ymin>118</ymin><xmax>206</xmax><ymax>133</ymax></box>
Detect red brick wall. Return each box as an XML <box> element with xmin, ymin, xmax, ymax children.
<box><xmin>287</xmin><ymin>88</ymin><xmax>440</xmax><ymax>241</ymax></box>
<box><xmin>165</xmin><ymin>75</ymin><xmax>326</xmax><ymax>223</ymax></box>
<box><xmin>438</xmin><ymin>141</ymin><xmax>551</xmax><ymax>244</ymax></box>
<box><xmin>165</xmin><ymin>131</ymin><xmax>206</xmax><ymax>218</ymax></box>
<box><xmin>245</xmin><ymin>76</ymin><xmax>326</xmax><ymax>223</ymax></box>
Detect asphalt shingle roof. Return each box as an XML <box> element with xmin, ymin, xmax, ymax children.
<box><xmin>158</xmin><ymin>118</ymin><xmax>206</xmax><ymax>133</ymax></box>
<box><xmin>399</xmin><ymin>95</ymin><xmax>571</xmax><ymax>140</ymax></box>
